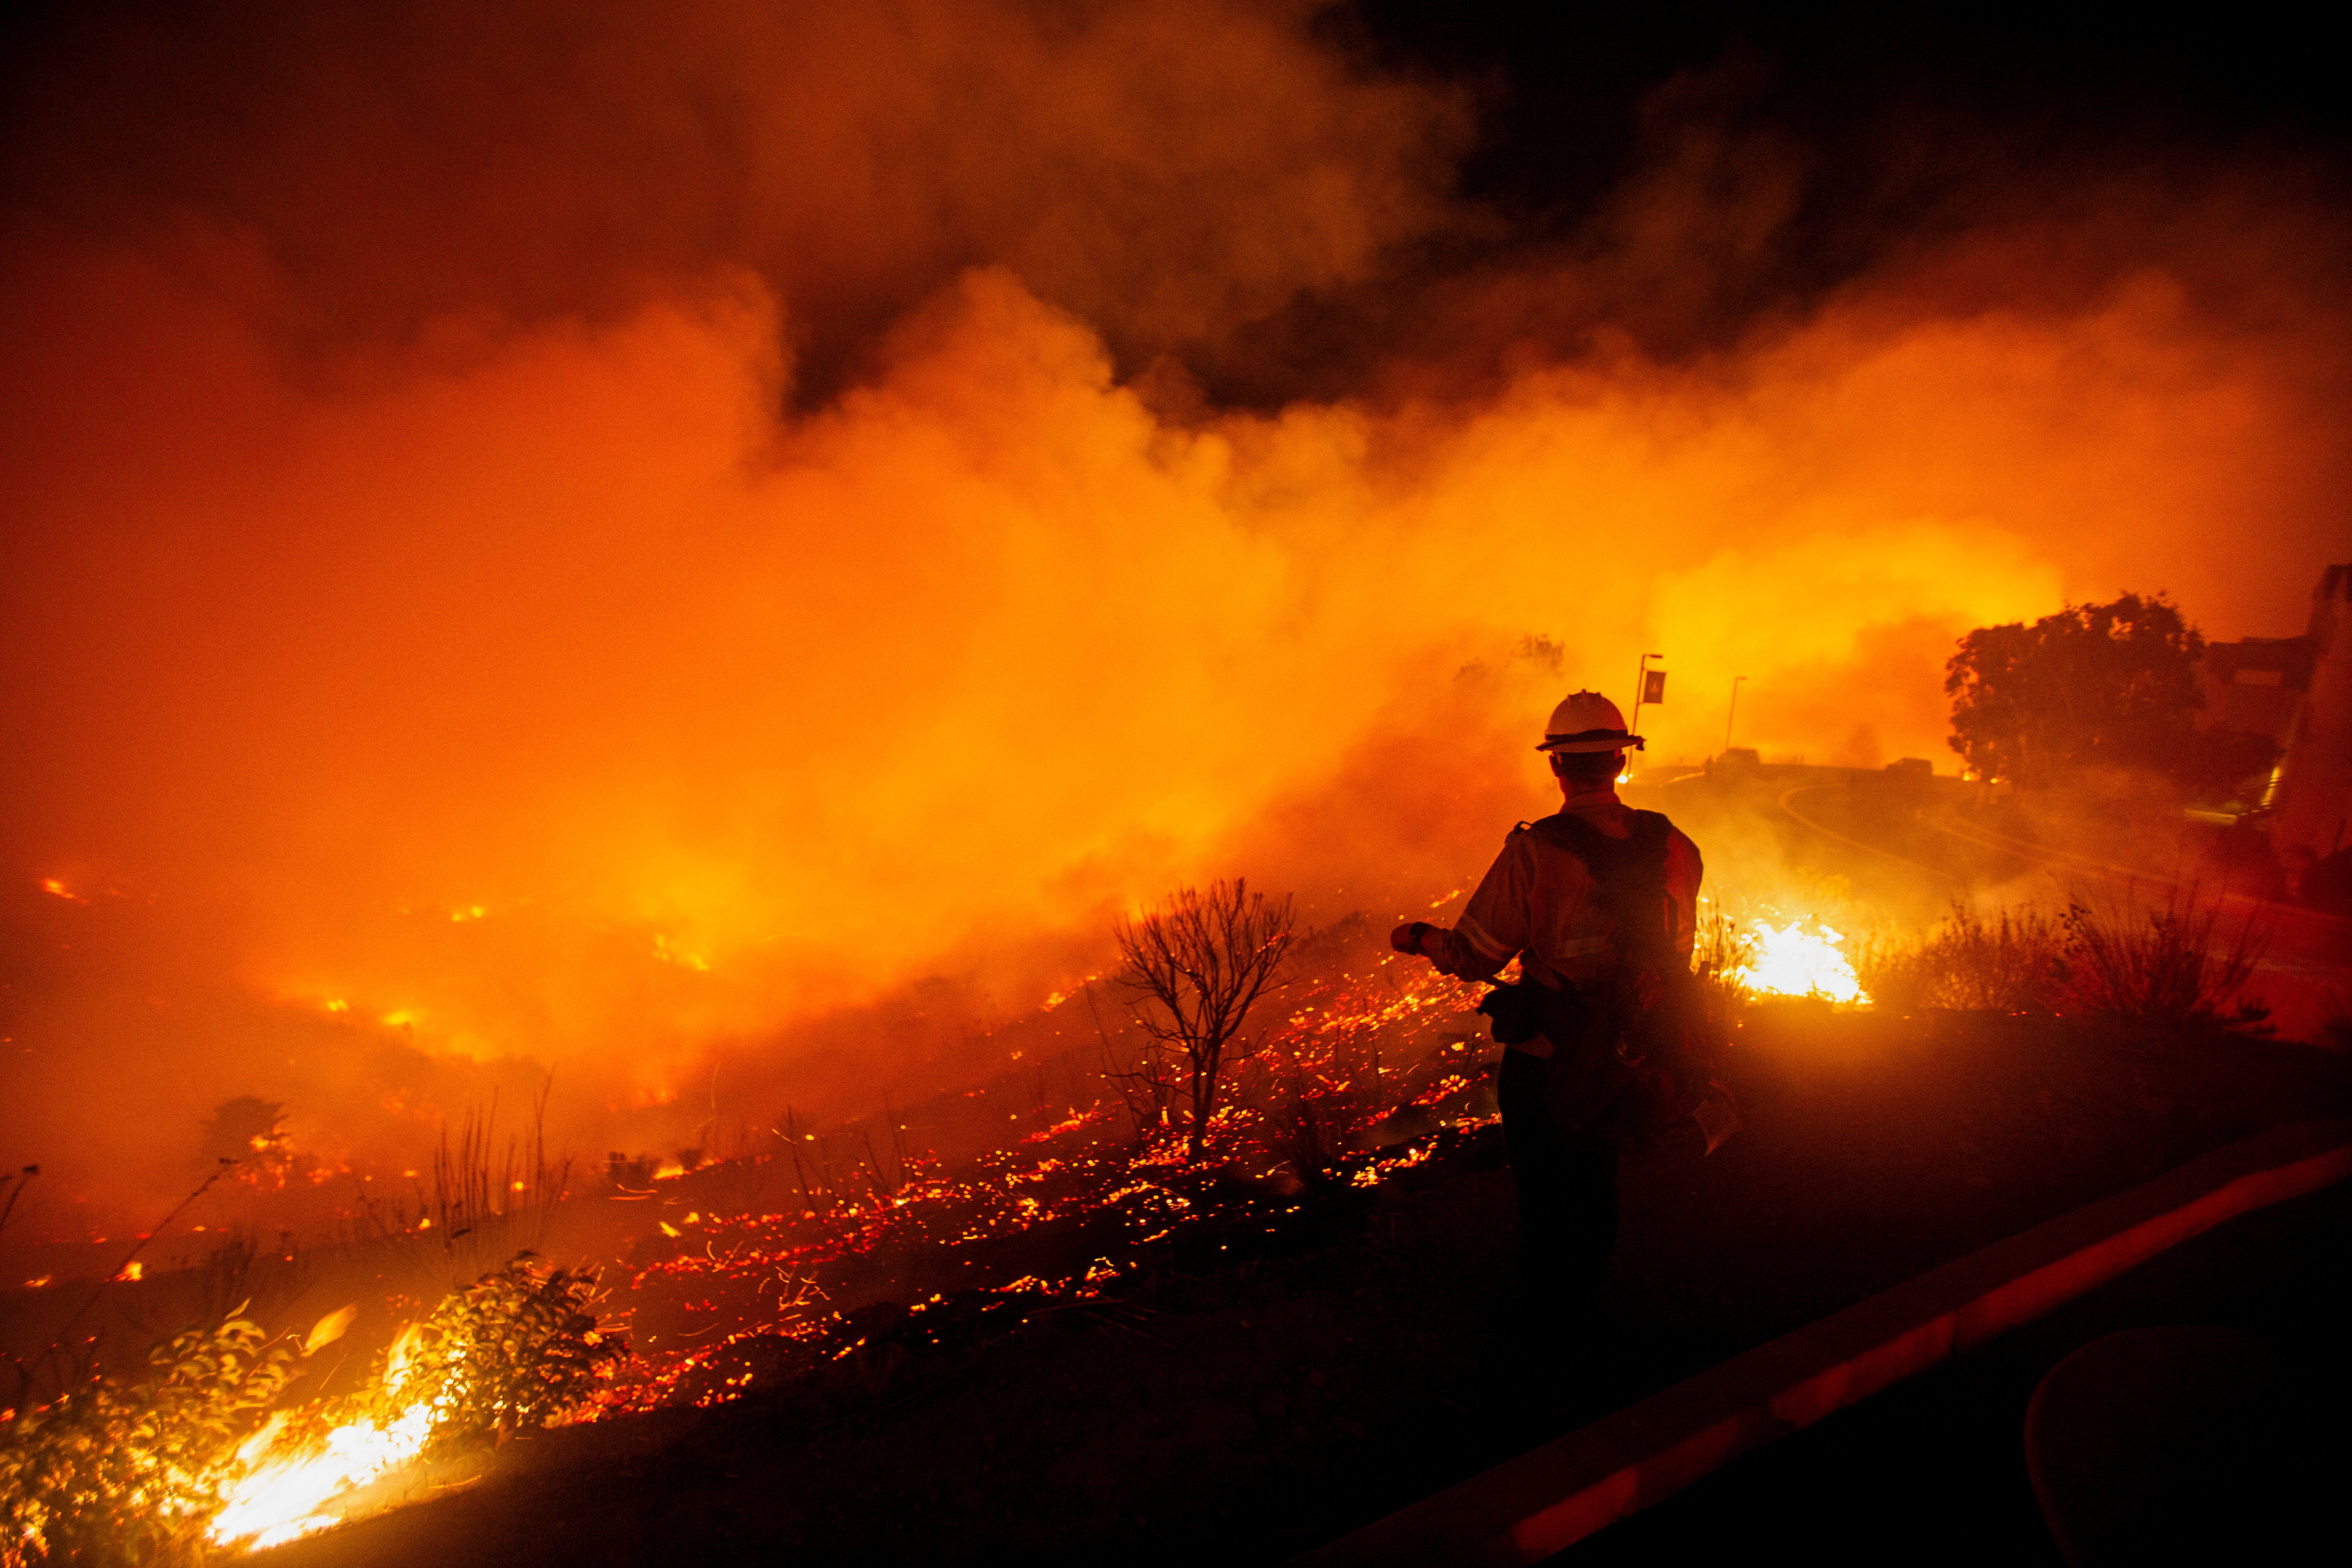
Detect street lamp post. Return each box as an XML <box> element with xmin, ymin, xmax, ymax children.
<box><xmin>1630</xmin><ymin>652</ymin><xmax>1665</xmax><ymax>743</ymax></box>
<box><xmin>1724</xmin><ymin>674</ymin><xmax>1746</xmax><ymax>756</ymax></box>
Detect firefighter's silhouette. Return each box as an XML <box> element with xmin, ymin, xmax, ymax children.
<box><xmin>1392</xmin><ymin>691</ymin><xmax>1708</xmax><ymax>1294</ymax></box>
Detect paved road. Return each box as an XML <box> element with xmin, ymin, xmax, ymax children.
<box><xmin>1554</xmin><ymin>1175</ymin><xmax>2352</xmax><ymax>1565</ymax></box>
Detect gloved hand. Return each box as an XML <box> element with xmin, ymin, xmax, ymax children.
<box><xmin>1390</xmin><ymin>921</ymin><xmax>1432</xmax><ymax>954</ymax></box>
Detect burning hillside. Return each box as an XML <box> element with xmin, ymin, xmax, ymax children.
<box><xmin>2</xmin><ymin>5</ymin><xmax>2349</xmax><ymax>1557</ymax></box>
<box><xmin>8</xmin><ymin>830</ymin><xmax>2312</xmax><ymax>1559</ymax></box>
<box><xmin>14</xmin><ymin>882</ymin><xmax>1921</xmax><ymax>1554</ymax></box>
<box><xmin>2</xmin><ymin>3</ymin><xmax>2348</xmax><ymax>1231</ymax></box>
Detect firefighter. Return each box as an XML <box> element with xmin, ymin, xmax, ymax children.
<box><xmin>1389</xmin><ymin>690</ymin><xmax>1704</xmax><ymax>1296</ymax></box>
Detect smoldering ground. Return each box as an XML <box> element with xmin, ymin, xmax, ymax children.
<box><xmin>3</xmin><ymin>2</ymin><xmax>2348</xmax><ymax>1237</ymax></box>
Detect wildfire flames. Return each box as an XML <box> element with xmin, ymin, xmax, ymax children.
<box><xmin>0</xmin><ymin>953</ymin><xmax>1490</xmax><ymax>1551</ymax></box>
<box><xmin>1731</xmin><ymin>918</ymin><xmax>1870</xmax><ymax>1006</ymax></box>
<box><xmin>2</xmin><ymin>6</ymin><xmax>2345</xmax><ymax>1556</ymax></box>
<box><xmin>4</xmin><ymin>2</ymin><xmax>2346</xmax><ymax>1232</ymax></box>
<box><xmin>209</xmin><ymin>1400</ymin><xmax>432</xmax><ymax>1551</ymax></box>
<box><xmin>174</xmin><ymin>911</ymin><xmax>1858</xmax><ymax>1544</ymax></box>
<box><xmin>203</xmin><ymin>1314</ymin><xmax>440</xmax><ymax>1549</ymax></box>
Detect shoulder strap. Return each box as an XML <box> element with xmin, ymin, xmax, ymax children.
<box><xmin>1624</xmin><ymin>810</ymin><xmax>1673</xmax><ymax>862</ymax></box>
<box><xmin>1524</xmin><ymin>809</ymin><xmax>1670</xmax><ymax>868</ymax></box>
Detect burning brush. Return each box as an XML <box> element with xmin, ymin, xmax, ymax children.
<box><xmin>207</xmin><ymin>1255</ymin><xmax>621</xmax><ymax>1550</ymax></box>
<box><xmin>0</xmin><ymin>1256</ymin><xmax>620</xmax><ymax>1562</ymax></box>
<box><xmin>1699</xmin><ymin>899</ymin><xmax>1872</xmax><ymax>1007</ymax></box>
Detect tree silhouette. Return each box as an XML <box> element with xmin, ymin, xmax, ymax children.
<box><xmin>1944</xmin><ymin>591</ymin><xmax>2263</xmax><ymax>789</ymax></box>
<box><xmin>1114</xmin><ymin>879</ymin><xmax>1294</xmax><ymax>1162</ymax></box>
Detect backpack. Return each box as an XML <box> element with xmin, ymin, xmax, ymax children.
<box><xmin>1477</xmin><ymin>809</ymin><xmax>1719</xmax><ymax>1139</ymax></box>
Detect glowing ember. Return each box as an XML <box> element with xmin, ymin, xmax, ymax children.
<box><xmin>1731</xmin><ymin>918</ymin><xmax>1867</xmax><ymax>1004</ymax></box>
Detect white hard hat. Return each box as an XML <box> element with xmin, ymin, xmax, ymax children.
<box><xmin>1538</xmin><ymin>690</ymin><xmax>1644</xmax><ymax>753</ymax></box>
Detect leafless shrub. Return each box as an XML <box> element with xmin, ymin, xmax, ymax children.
<box><xmin>771</xmin><ymin>1108</ymin><xmax>834</xmax><ymax>1216</ymax></box>
<box><xmin>1241</xmin><ymin>974</ymin><xmax>1406</xmax><ymax>1177</ymax></box>
<box><xmin>1259</xmin><ymin>1038</ymin><xmax>1338</xmax><ymax>1180</ymax></box>
<box><xmin>1114</xmin><ymin>880</ymin><xmax>1295</xmax><ymax>1162</ymax></box>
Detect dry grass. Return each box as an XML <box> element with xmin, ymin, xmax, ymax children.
<box><xmin>1694</xmin><ymin>908</ymin><xmax>1760</xmax><ymax>1013</ymax></box>
<box><xmin>1857</xmin><ymin>893</ymin><xmax>2270</xmax><ymax>1033</ymax></box>
<box><xmin>428</xmin><ymin>1084</ymin><xmax>574</xmax><ymax>1279</ymax></box>
<box><xmin>2058</xmin><ymin>893</ymin><xmax>2270</xmax><ymax>1031</ymax></box>
<box><xmin>1857</xmin><ymin>906</ymin><xmax>2069</xmax><ymax>1015</ymax></box>
<box><xmin>1255</xmin><ymin>1016</ymin><xmax>1394</xmax><ymax>1179</ymax></box>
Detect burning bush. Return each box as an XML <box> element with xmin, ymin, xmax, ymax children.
<box><xmin>1706</xmin><ymin>905</ymin><xmax>1868</xmax><ymax>1005</ymax></box>
<box><xmin>0</xmin><ymin>1252</ymin><xmax>621</xmax><ymax>1561</ymax></box>
<box><xmin>3</xmin><ymin>1317</ymin><xmax>302</xmax><ymax>1567</ymax></box>
<box><xmin>377</xmin><ymin>1255</ymin><xmax>623</xmax><ymax>1455</ymax></box>
<box><xmin>1693</xmin><ymin>908</ymin><xmax>1758</xmax><ymax>1012</ymax></box>
<box><xmin>207</xmin><ymin>1257</ymin><xmax>621</xmax><ymax>1551</ymax></box>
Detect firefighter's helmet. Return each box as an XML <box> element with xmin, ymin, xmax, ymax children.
<box><xmin>1537</xmin><ymin>690</ymin><xmax>1645</xmax><ymax>753</ymax></box>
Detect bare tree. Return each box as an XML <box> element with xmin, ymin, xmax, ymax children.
<box><xmin>1084</xmin><ymin>980</ymin><xmax>1173</xmax><ymax>1144</ymax></box>
<box><xmin>1114</xmin><ymin>879</ymin><xmax>1295</xmax><ymax>1161</ymax></box>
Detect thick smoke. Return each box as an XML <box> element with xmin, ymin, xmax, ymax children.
<box><xmin>3</xmin><ymin>2</ymin><xmax>2346</xmax><ymax>1234</ymax></box>
<box><xmin>1</xmin><ymin>0</ymin><xmax>1465</xmax><ymax>390</ymax></box>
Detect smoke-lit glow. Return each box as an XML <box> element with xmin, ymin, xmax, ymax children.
<box><xmin>0</xmin><ymin>2</ymin><xmax>2344</xmax><ymax>1231</ymax></box>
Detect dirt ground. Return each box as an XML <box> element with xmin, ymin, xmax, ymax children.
<box><xmin>265</xmin><ymin>1007</ymin><xmax>2352</xmax><ymax>1567</ymax></box>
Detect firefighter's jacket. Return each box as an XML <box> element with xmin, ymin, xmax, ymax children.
<box><xmin>1421</xmin><ymin>786</ymin><xmax>1703</xmax><ymax>1059</ymax></box>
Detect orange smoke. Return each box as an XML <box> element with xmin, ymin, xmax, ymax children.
<box><xmin>2</xmin><ymin>3</ymin><xmax>2347</xmax><ymax>1231</ymax></box>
